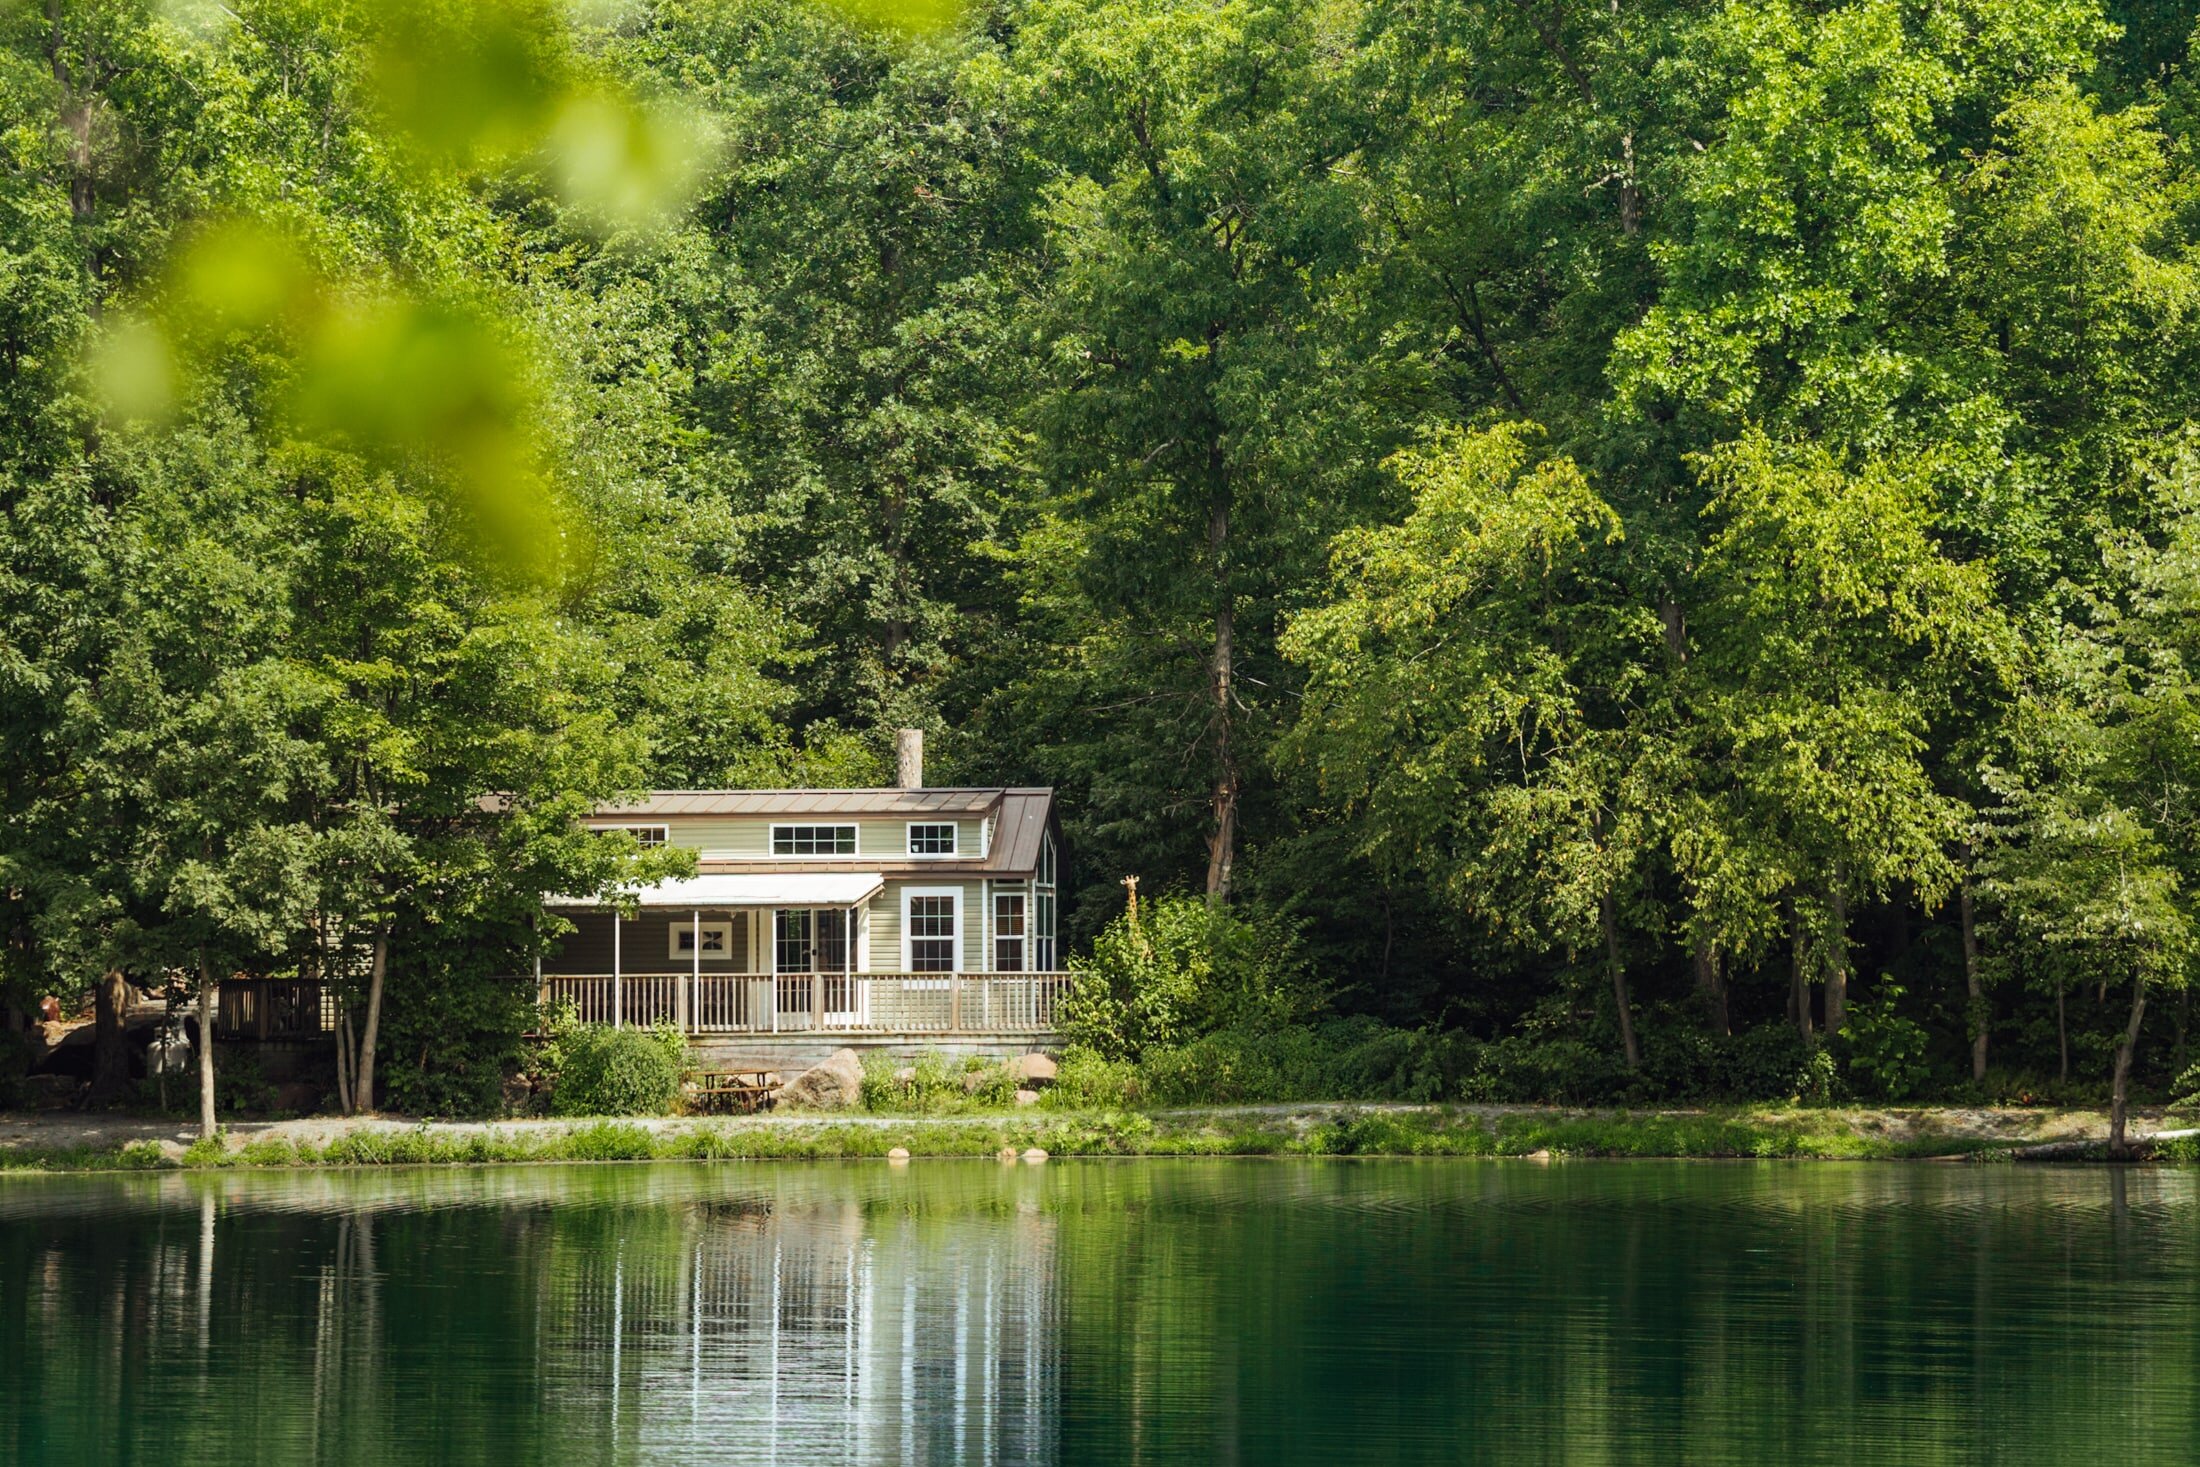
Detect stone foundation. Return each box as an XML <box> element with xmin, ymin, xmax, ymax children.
<box><xmin>688</xmin><ymin>1032</ymin><xmax>1059</xmax><ymax>1073</ymax></box>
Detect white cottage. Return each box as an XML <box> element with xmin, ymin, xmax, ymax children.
<box><xmin>536</xmin><ymin>734</ymin><xmax>1065</xmax><ymax>1043</ymax></box>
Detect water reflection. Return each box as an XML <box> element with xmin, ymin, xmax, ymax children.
<box><xmin>3</xmin><ymin>1161</ymin><xmax>2199</xmax><ymax>1465</ymax></box>
<box><xmin>0</xmin><ymin>1165</ymin><xmax>1060</xmax><ymax>1465</ymax></box>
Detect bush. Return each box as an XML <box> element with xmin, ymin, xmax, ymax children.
<box><xmin>856</xmin><ymin>1053</ymin><xmax>1018</xmax><ymax>1114</ymax></box>
<box><xmin>545</xmin><ymin>1022</ymin><xmax>688</xmax><ymax>1117</ymax></box>
<box><xmin>1839</xmin><ymin>981</ymin><xmax>1931</xmax><ymax>1100</ymax></box>
<box><xmin>1056</xmin><ymin>893</ymin><xmax>1318</xmax><ymax>1060</ymax></box>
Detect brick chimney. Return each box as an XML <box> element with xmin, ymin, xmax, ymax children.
<box><xmin>894</xmin><ymin>728</ymin><xmax>925</xmax><ymax>789</ymax></box>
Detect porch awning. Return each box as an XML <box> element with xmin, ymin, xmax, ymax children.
<box><xmin>548</xmin><ymin>872</ymin><xmax>885</xmax><ymax>910</ymax></box>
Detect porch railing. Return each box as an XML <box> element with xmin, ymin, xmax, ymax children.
<box><xmin>214</xmin><ymin>979</ymin><xmax>337</xmax><ymax>1040</ymax></box>
<box><xmin>536</xmin><ymin>972</ymin><xmax>1071</xmax><ymax>1036</ymax></box>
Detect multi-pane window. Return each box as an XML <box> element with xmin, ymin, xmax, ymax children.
<box><xmin>673</xmin><ymin>921</ymin><xmax>733</xmax><ymax>961</ymax></box>
<box><xmin>1034</xmin><ymin>833</ymin><xmax>1058</xmax><ymax>969</ymax></box>
<box><xmin>907</xmin><ymin>895</ymin><xmax>957</xmax><ymax>973</ymax></box>
<box><xmin>774</xmin><ymin>909</ymin><xmax>812</xmax><ymax>973</ymax></box>
<box><xmin>815</xmin><ymin>909</ymin><xmax>849</xmax><ymax>973</ymax></box>
<box><xmin>775</xmin><ymin>908</ymin><xmax>850</xmax><ymax>973</ymax></box>
<box><xmin>907</xmin><ymin>823</ymin><xmax>958</xmax><ymax>856</ymax></box>
<box><xmin>773</xmin><ymin>824</ymin><xmax>857</xmax><ymax>856</ymax></box>
<box><xmin>599</xmin><ymin>824</ymin><xmax>668</xmax><ymax>849</ymax></box>
<box><xmin>993</xmin><ymin>893</ymin><xmax>1025</xmax><ymax>972</ymax></box>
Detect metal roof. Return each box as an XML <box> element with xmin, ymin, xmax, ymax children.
<box><xmin>590</xmin><ymin>788</ymin><xmax>1030</xmax><ymax>818</ymax></box>
<box><xmin>548</xmin><ymin>872</ymin><xmax>885</xmax><ymax>909</ymax></box>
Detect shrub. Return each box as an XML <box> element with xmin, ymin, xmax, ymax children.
<box><xmin>1711</xmin><ymin>1025</ymin><xmax>1813</xmax><ymax>1099</ymax></box>
<box><xmin>116</xmin><ymin>1141</ymin><xmax>166</xmax><ymax>1170</ymax></box>
<box><xmin>1460</xmin><ymin>1034</ymin><xmax>1630</xmax><ymax>1105</ymax></box>
<box><xmin>1056</xmin><ymin>893</ymin><xmax>1318</xmax><ymax>1060</ymax></box>
<box><xmin>857</xmin><ymin>1053</ymin><xmax>1018</xmax><ymax>1114</ymax></box>
<box><xmin>1043</xmin><ymin>1049</ymin><xmax>1145</xmax><ymax>1108</ymax></box>
<box><xmin>546</xmin><ymin>1022</ymin><xmax>688</xmax><ymax>1117</ymax></box>
<box><xmin>1839</xmin><ymin>981</ymin><xmax>1932</xmax><ymax>1100</ymax></box>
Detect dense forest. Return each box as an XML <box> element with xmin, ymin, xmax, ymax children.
<box><xmin>8</xmin><ymin>0</ymin><xmax>2200</xmax><ymax>1130</ymax></box>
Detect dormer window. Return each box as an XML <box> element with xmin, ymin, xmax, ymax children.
<box><xmin>907</xmin><ymin>822</ymin><xmax>958</xmax><ymax>857</ymax></box>
<box><xmin>772</xmin><ymin>824</ymin><xmax>857</xmax><ymax>856</ymax></box>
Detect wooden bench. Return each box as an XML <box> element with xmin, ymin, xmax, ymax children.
<box><xmin>693</xmin><ymin>1070</ymin><xmax>782</xmax><ymax>1114</ymax></box>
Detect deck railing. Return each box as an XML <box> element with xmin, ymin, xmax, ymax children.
<box><xmin>214</xmin><ymin>979</ymin><xmax>336</xmax><ymax>1040</ymax></box>
<box><xmin>536</xmin><ymin>972</ymin><xmax>1071</xmax><ymax>1035</ymax></box>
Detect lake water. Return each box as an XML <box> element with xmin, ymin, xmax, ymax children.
<box><xmin>1</xmin><ymin>1159</ymin><xmax>2195</xmax><ymax>1464</ymax></box>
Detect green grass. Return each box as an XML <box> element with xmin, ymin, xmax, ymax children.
<box><xmin>0</xmin><ymin>1104</ymin><xmax>2117</xmax><ymax>1172</ymax></box>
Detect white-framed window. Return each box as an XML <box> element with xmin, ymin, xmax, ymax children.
<box><xmin>671</xmin><ymin>921</ymin><xmax>733</xmax><ymax>961</ymax></box>
<box><xmin>907</xmin><ymin>822</ymin><xmax>958</xmax><ymax>857</ymax></box>
<box><xmin>772</xmin><ymin>824</ymin><xmax>857</xmax><ymax>856</ymax></box>
<box><xmin>902</xmin><ymin>887</ymin><xmax>961</xmax><ymax>974</ymax></box>
<box><xmin>1034</xmin><ymin>833</ymin><xmax>1057</xmax><ymax>969</ymax></box>
<box><xmin>595</xmin><ymin>824</ymin><xmax>669</xmax><ymax>849</ymax></box>
<box><xmin>993</xmin><ymin>892</ymin><xmax>1025</xmax><ymax>972</ymax></box>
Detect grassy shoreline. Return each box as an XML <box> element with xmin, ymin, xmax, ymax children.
<box><xmin>0</xmin><ymin>1103</ymin><xmax>2186</xmax><ymax>1172</ymax></box>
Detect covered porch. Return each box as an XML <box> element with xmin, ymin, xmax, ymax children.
<box><xmin>538</xmin><ymin>872</ymin><xmax>1069</xmax><ymax>1037</ymax></box>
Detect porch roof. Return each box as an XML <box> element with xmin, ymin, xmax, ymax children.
<box><xmin>550</xmin><ymin>871</ymin><xmax>885</xmax><ymax>910</ymax></box>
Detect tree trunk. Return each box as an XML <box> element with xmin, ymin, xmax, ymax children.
<box><xmin>2176</xmin><ymin>986</ymin><xmax>2190</xmax><ymax>1079</ymax></box>
<box><xmin>354</xmin><ymin>931</ymin><xmax>388</xmax><ymax>1115</ymax></box>
<box><xmin>1691</xmin><ymin>943</ymin><xmax>1729</xmax><ymax>1036</ymax></box>
<box><xmin>2109</xmin><ymin>972</ymin><xmax>2148</xmax><ymax>1159</ymax></box>
<box><xmin>334</xmin><ymin>1005</ymin><xmax>354</xmax><ymax>1115</ymax></box>
<box><xmin>2057</xmin><ymin>982</ymin><xmax>2069</xmax><ymax>1082</ymax></box>
<box><xmin>1601</xmin><ymin>891</ymin><xmax>1639</xmax><ymax>1068</ymax></box>
<box><xmin>196</xmin><ymin>955</ymin><xmax>217</xmax><ymax>1142</ymax></box>
<box><xmin>1825</xmin><ymin>877</ymin><xmax>1849</xmax><ymax>1037</ymax></box>
<box><xmin>1203</xmin><ymin>491</ymin><xmax>1239</xmax><ymax>902</ymax></box>
<box><xmin>1959</xmin><ymin>869</ymin><xmax>1985</xmax><ymax>1082</ymax></box>
<box><xmin>91</xmin><ymin>969</ymin><xmax>131</xmax><ymax>1102</ymax></box>
<box><xmin>1788</xmin><ymin>897</ymin><xmax>1813</xmax><ymax>1042</ymax></box>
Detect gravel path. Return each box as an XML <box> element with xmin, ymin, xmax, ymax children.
<box><xmin>0</xmin><ymin>1101</ymin><xmax>2163</xmax><ymax>1161</ymax></box>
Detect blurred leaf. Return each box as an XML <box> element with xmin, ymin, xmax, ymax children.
<box><xmin>164</xmin><ymin>221</ymin><xmax>316</xmax><ymax>340</ymax></box>
<box><xmin>817</xmin><ymin>0</ymin><xmax>967</xmax><ymax>34</ymax></box>
<box><xmin>88</xmin><ymin>315</ymin><xmax>176</xmax><ymax>425</ymax></box>
<box><xmin>285</xmin><ymin>296</ymin><xmax>566</xmax><ymax>575</ymax></box>
<box><xmin>546</xmin><ymin>91</ymin><xmax>719</xmax><ymax>232</ymax></box>
<box><xmin>365</xmin><ymin>0</ymin><xmax>570</xmax><ymax>170</ymax></box>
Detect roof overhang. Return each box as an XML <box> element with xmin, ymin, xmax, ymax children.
<box><xmin>548</xmin><ymin>872</ymin><xmax>885</xmax><ymax>909</ymax></box>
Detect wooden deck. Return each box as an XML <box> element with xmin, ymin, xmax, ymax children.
<box><xmin>208</xmin><ymin>972</ymin><xmax>1071</xmax><ymax>1047</ymax></box>
<box><xmin>535</xmin><ymin>971</ymin><xmax>1070</xmax><ymax>1037</ymax></box>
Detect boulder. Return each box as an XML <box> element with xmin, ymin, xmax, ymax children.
<box><xmin>780</xmin><ymin>1048</ymin><xmax>865</xmax><ymax>1109</ymax></box>
<box><xmin>1021</xmin><ymin>1147</ymin><xmax>1049</xmax><ymax>1164</ymax></box>
<box><xmin>1005</xmin><ymin>1052</ymin><xmax>1058</xmax><ymax>1086</ymax></box>
<box><xmin>886</xmin><ymin>1147</ymin><xmax>911</xmax><ymax>1162</ymax></box>
<box><xmin>961</xmin><ymin>1067</ymin><xmax>997</xmax><ymax>1094</ymax></box>
<box><xmin>997</xmin><ymin>1145</ymin><xmax>1019</xmax><ymax>1163</ymax></box>
<box><xmin>1014</xmin><ymin>1088</ymin><xmax>1040</xmax><ymax>1107</ymax></box>
<box><xmin>891</xmin><ymin>1066</ymin><xmax>918</xmax><ymax>1086</ymax></box>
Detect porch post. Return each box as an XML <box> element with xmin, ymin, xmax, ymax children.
<box><xmin>767</xmin><ymin>908</ymin><xmax>778</xmax><ymax>1035</ymax></box>
<box><xmin>612</xmin><ymin>911</ymin><xmax>623</xmax><ymax>1029</ymax></box>
<box><xmin>683</xmin><ymin>909</ymin><xmax>697</xmax><ymax>1033</ymax></box>
<box><xmin>811</xmin><ymin>912</ymin><xmax>825</xmax><ymax>1031</ymax></box>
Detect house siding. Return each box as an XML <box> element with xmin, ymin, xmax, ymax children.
<box><xmin>542</xmin><ymin>911</ymin><xmax>755</xmax><ymax>976</ymax></box>
<box><xmin>624</xmin><ymin>816</ymin><xmax>987</xmax><ymax>862</ymax></box>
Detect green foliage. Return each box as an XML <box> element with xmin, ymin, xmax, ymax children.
<box><xmin>544</xmin><ymin>1022</ymin><xmax>688</xmax><ymax>1117</ymax></box>
<box><xmin>11</xmin><ymin>0</ymin><xmax>2200</xmax><ymax>1124</ymax></box>
<box><xmin>1056</xmin><ymin>894</ymin><xmax>1316</xmax><ymax>1060</ymax></box>
<box><xmin>858</xmin><ymin>1052</ymin><xmax>1019</xmax><ymax>1113</ymax></box>
<box><xmin>1840</xmin><ymin>981</ymin><xmax>1934</xmax><ymax>1100</ymax></box>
